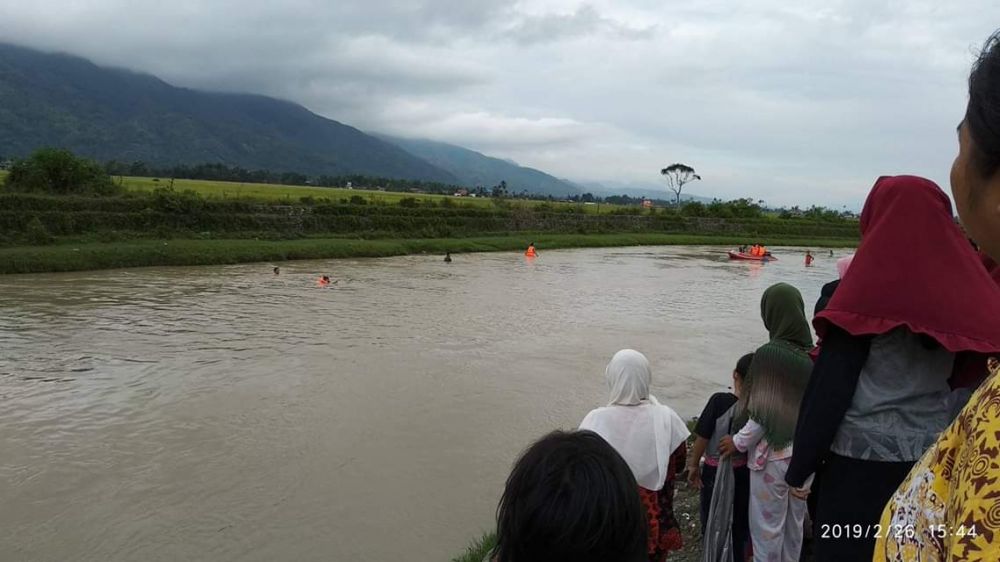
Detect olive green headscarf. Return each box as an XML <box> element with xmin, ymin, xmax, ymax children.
<box><xmin>760</xmin><ymin>282</ymin><xmax>814</xmax><ymax>350</ymax></box>
<box><xmin>738</xmin><ymin>283</ymin><xmax>815</xmax><ymax>449</ymax></box>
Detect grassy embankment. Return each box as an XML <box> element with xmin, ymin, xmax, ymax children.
<box><xmin>1</xmin><ymin>172</ymin><xmax>857</xmax><ymax>273</ymax></box>
<box><xmin>452</xmin><ymin>534</ymin><xmax>497</xmax><ymax>562</ymax></box>
<box><xmin>0</xmin><ymin>233</ymin><xmax>855</xmax><ymax>274</ymax></box>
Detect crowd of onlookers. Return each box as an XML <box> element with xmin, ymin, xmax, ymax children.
<box><xmin>487</xmin><ymin>29</ymin><xmax>1000</xmax><ymax>562</ymax></box>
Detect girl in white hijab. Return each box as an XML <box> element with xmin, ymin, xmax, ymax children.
<box><xmin>580</xmin><ymin>349</ymin><xmax>690</xmax><ymax>561</ymax></box>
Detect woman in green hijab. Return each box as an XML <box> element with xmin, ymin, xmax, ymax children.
<box><xmin>721</xmin><ymin>282</ymin><xmax>814</xmax><ymax>562</ymax></box>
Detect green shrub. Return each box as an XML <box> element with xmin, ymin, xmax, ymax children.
<box><xmin>349</xmin><ymin>195</ymin><xmax>367</xmax><ymax>205</ymax></box>
<box><xmin>4</xmin><ymin>148</ymin><xmax>119</xmax><ymax>196</ymax></box>
<box><xmin>398</xmin><ymin>197</ymin><xmax>419</xmax><ymax>208</ymax></box>
<box><xmin>26</xmin><ymin>216</ymin><xmax>54</xmax><ymax>245</ymax></box>
<box><xmin>152</xmin><ymin>188</ymin><xmax>204</xmax><ymax>213</ymax></box>
<box><xmin>681</xmin><ymin>201</ymin><xmax>707</xmax><ymax>217</ymax></box>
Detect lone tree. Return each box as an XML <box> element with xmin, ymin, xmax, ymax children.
<box><xmin>660</xmin><ymin>163</ymin><xmax>700</xmax><ymax>206</ymax></box>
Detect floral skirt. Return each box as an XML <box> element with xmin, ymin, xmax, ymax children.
<box><xmin>639</xmin><ymin>443</ymin><xmax>686</xmax><ymax>561</ymax></box>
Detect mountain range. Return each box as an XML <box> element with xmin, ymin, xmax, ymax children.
<box><xmin>377</xmin><ymin>135</ymin><xmax>579</xmax><ymax>196</ymax></box>
<box><xmin>0</xmin><ymin>43</ymin><xmax>583</xmax><ymax>196</ymax></box>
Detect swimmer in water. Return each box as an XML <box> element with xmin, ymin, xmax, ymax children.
<box><xmin>273</xmin><ymin>266</ymin><xmax>280</xmax><ymax>275</ymax></box>
<box><xmin>444</xmin><ymin>252</ymin><xmax>452</xmax><ymax>263</ymax></box>
<box><xmin>525</xmin><ymin>242</ymin><xmax>538</xmax><ymax>257</ymax></box>
<box><xmin>318</xmin><ymin>275</ymin><xmax>334</xmax><ymax>287</ymax></box>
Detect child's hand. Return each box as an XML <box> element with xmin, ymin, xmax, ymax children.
<box><xmin>718</xmin><ymin>435</ymin><xmax>736</xmax><ymax>457</ymax></box>
<box><xmin>790</xmin><ymin>487</ymin><xmax>810</xmax><ymax>500</ymax></box>
<box><xmin>687</xmin><ymin>464</ymin><xmax>702</xmax><ymax>489</ymax></box>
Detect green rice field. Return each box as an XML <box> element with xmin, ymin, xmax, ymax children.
<box><xmin>117</xmin><ymin>176</ymin><xmax>625</xmax><ymax>214</ymax></box>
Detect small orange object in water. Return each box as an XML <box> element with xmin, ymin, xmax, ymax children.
<box><xmin>525</xmin><ymin>244</ymin><xmax>537</xmax><ymax>258</ymax></box>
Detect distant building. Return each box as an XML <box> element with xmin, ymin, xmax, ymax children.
<box><xmin>453</xmin><ymin>188</ymin><xmax>469</xmax><ymax>197</ymax></box>
<box><xmin>0</xmin><ymin>159</ymin><xmax>12</xmax><ymax>170</ymax></box>
<box><xmin>642</xmin><ymin>199</ymin><xmax>654</xmax><ymax>209</ymax></box>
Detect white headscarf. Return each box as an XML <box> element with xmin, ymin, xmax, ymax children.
<box><xmin>579</xmin><ymin>349</ymin><xmax>690</xmax><ymax>491</ymax></box>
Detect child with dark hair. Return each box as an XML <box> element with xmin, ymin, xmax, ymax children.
<box><xmin>493</xmin><ymin>430</ymin><xmax>647</xmax><ymax>562</ymax></box>
<box><xmin>687</xmin><ymin>353</ymin><xmax>753</xmax><ymax>561</ymax></box>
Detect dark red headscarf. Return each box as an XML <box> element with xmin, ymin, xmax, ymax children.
<box><xmin>982</xmin><ymin>252</ymin><xmax>1000</xmax><ymax>285</ymax></box>
<box><xmin>815</xmin><ymin>176</ymin><xmax>1000</xmax><ymax>354</ymax></box>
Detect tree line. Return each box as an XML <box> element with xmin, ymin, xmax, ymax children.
<box><xmin>4</xmin><ymin>149</ymin><xmax>856</xmax><ymax>222</ymax></box>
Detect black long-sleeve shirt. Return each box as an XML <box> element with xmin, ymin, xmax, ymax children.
<box><xmin>785</xmin><ymin>325</ymin><xmax>872</xmax><ymax>487</ymax></box>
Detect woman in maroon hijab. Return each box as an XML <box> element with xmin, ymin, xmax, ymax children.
<box><xmin>874</xmin><ymin>31</ymin><xmax>1000</xmax><ymax>562</ymax></box>
<box><xmin>784</xmin><ymin>175</ymin><xmax>1000</xmax><ymax>562</ymax></box>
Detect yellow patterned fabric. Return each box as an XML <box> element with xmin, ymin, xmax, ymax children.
<box><xmin>874</xmin><ymin>358</ymin><xmax>1000</xmax><ymax>562</ymax></box>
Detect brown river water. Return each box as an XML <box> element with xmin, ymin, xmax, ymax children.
<box><xmin>0</xmin><ymin>245</ymin><xmax>845</xmax><ymax>562</ymax></box>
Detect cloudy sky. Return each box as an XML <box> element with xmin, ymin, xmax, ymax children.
<box><xmin>3</xmin><ymin>0</ymin><xmax>999</xmax><ymax>207</ymax></box>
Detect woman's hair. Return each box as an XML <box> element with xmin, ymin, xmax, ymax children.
<box><xmin>966</xmin><ymin>30</ymin><xmax>1000</xmax><ymax>180</ymax></box>
<box><xmin>494</xmin><ymin>430</ymin><xmax>647</xmax><ymax>562</ymax></box>
<box><xmin>734</xmin><ymin>352</ymin><xmax>754</xmax><ymax>379</ymax></box>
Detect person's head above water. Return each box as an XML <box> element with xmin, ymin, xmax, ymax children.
<box><xmin>321</xmin><ymin>275</ymin><xmax>330</xmax><ymax>282</ymax></box>
<box><xmin>494</xmin><ymin>430</ymin><xmax>647</xmax><ymax>562</ymax></box>
<box><xmin>954</xmin><ymin>30</ymin><xmax>1000</xmax><ymax>261</ymax></box>
<box><xmin>273</xmin><ymin>267</ymin><xmax>279</xmax><ymax>274</ymax></box>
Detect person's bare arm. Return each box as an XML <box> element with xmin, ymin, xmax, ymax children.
<box><xmin>686</xmin><ymin>436</ymin><xmax>708</xmax><ymax>489</ymax></box>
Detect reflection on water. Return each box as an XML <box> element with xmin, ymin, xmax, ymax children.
<box><xmin>0</xmin><ymin>245</ymin><xmax>845</xmax><ymax>562</ymax></box>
